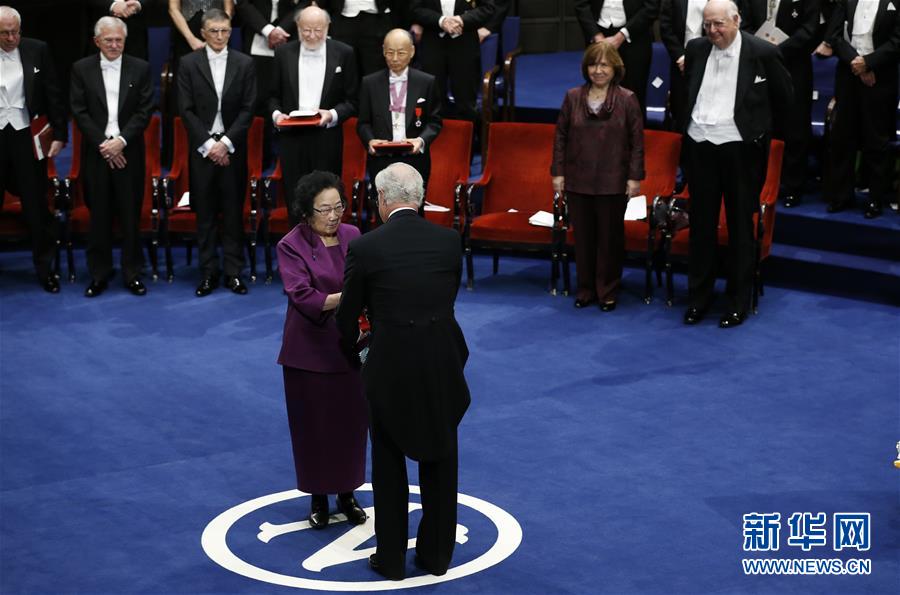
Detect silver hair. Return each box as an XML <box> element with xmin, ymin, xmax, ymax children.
<box><xmin>201</xmin><ymin>8</ymin><xmax>231</xmax><ymax>29</ymax></box>
<box><xmin>94</xmin><ymin>16</ymin><xmax>128</xmax><ymax>38</ymax></box>
<box><xmin>295</xmin><ymin>5</ymin><xmax>331</xmax><ymax>25</ymax></box>
<box><xmin>375</xmin><ymin>163</ymin><xmax>424</xmax><ymax>207</ymax></box>
<box><xmin>706</xmin><ymin>0</ymin><xmax>742</xmax><ymax>22</ymax></box>
<box><xmin>0</xmin><ymin>6</ymin><xmax>21</xmax><ymax>26</ymax></box>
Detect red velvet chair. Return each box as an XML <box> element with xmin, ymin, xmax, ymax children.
<box><xmin>0</xmin><ymin>156</ymin><xmax>65</xmax><ymax>280</ymax></box>
<box><xmin>261</xmin><ymin>117</ymin><xmax>366</xmax><ymax>282</ymax></box>
<box><xmin>559</xmin><ymin>129</ymin><xmax>682</xmax><ymax>301</ymax></box>
<box><xmin>161</xmin><ymin>116</ymin><xmax>264</xmax><ymax>282</ymax></box>
<box><xmin>62</xmin><ymin>114</ymin><xmax>163</xmax><ymax>282</ymax></box>
<box><xmin>661</xmin><ymin>139</ymin><xmax>784</xmax><ymax>311</ymax></box>
<box><xmin>424</xmin><ymin>119</ymin><xmax>473</xmax><ymax>230</ymax></box>
<box><xmin>463</xmin><ymin>122</ymin><xmax>560</xmax><ymax>292</ymax></box>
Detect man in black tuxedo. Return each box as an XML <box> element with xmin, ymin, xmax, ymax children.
<box><xmin>86</xmin><ymin>0</ymin><xmax>148</xmax><ymax>60</ymax></box>
<box><xmin>823</xmin><ymin>0</ymin><xmax>900</xmax><ymax>218</ymax></box>
<box><xmin>357</xmin><ymin>29</ymin><xmax>441</xmax><ymax>193</ymax></box>
<box><xmin>267</xmin><ymin>5</ymin><xmax>358</xmax><ymax>226</ymax></box>
<box><xmin>317</xmin><ymin>1</ymin><xmax>397</xmax><ymax>76</ymax></box>
<box><xmin>410</xmin><ymin>0</ymin><xmax>497</xmax><ymax>123</ymax></box>
<box><xmin>0</xmin><ymin>6</ymin><xmax>67</xmax><ymax>293</ymax></box>
<box><xmin>70</xmin><ymin>16</ymin><xmax>153</xmax><ymax>297</ymax></box>
<box><xmin>574</xmin><ymin>0</ymin><xmax>661</xmax><ymax>116</ymax></box>
<box><xmin>740</xmin><ymin>0</ymin><xmax>820</xmax><ymax>208</ymax></box>
<box><xmin>681</xmin><ymin>0</ymin><xmax>792</xmax><ymax>328</ymax></box>
<box><xmin>177</xmin><ymin>8</ymin><xmax>256</xmax><ymax>297</ymax></box>
<box><xmin>336</xmin><ymin>162</ymin><xmax>470</xmax><ymax>581</ymax></box>
<box><xmin>660</xmin><ymin>0</ymin><xmax>708</xmax><ymax>132</ymax></box>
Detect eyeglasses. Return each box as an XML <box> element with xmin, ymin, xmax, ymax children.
<box><xmin>702</xmin><ymin>19</ymin><xmax>731</xmax><ymax>31</ymax></box>
<box><xmin>300</xmin><ymin>28</ymin><xmax>325</xmax><ymax>36</ymax></box>
<box><xmin>384</xmin><ymin>50</ymin><xmax>410</xmax><ymax>59</ymax></box>
<box><xmin>97</xmin><ymin>37</ymin><xmax>125</xmax><ymax>46</ymax></box>
<box><xmin>312</xmin><ymin>203</ymin><xmax>346</xmax><ymax>216</ymax></box>
<box><xmin>204</xmin><ymin>28</ymin><xmax>231</xmax><ymax>36</ymax></box>
<box><xmin>0</xmin><ymin>29</ymin><xmax>20</xmax><ymax>38</ymax></box>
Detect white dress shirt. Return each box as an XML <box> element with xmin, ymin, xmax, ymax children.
<box><xmin>342</xmin><ymin>0</ymin><xmax>378</xmax><ymax>17</ymax></box>
<box><xmin>298</xmin><ymin>44</ymin><xmax>326</xmax><ymax>111</ymax></box>
<box><xmin>688</xmin><ymin>33</ymin><xmax>743</xmax><ymax>144</ymax></box>
<box><xmin>100</xmin><ymin>54</ymin><xmax>125</xmax><ymax>142</ymax></box>
<box><xmin>0</xmin><ymin>47</ymin><xmax>29</xmax><ymax>130</ymax></box>
<box><xmin>598</xmin><ymin>0</ymin><xmax>631</xmax><ymax>43</ymax></box>
<box><xmin>252</xmin><ymin>0</ymin><xmax>279</xmax><ymax>58</ymax></box>
<box><xmin>685</xmin><ymin>0</ymin><xmax>707</xmax><ymax>47</ymax></box>
<box><xmin>198</xmin><ymin>46</ymin><xmax>235</xmax><ymax>157</ymax></box>
<box><xmin>388</xmin><ymin>68</ymin><xmax>408</xmax><ymax>141</ymax></box>
<box><xmin>851</xmin><ymin>0</ymin><xmax>878</xmax><ymax>56</ymax></box>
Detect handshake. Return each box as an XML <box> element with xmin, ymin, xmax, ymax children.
<box><xmin>440</xmin><ymin>15</ymin><xmax>465</xmax><ymax>36</ymax></box>
<box><xmin>110</xmin><ymin>0</ymin><xmax>142</xmax><ymax>19</ymax></box>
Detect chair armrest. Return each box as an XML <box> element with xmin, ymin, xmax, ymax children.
<box><xmin>461</xmin><ymin>183</ymin><xmax>477</xmax><ymax>240</ymax></box>
<box><xmin>481</xmin><ymin>65</ymin><xmax>500</xmax><ymax>153</ymax></box>
<box><xmin>502</xmin><ymin>48</ymin><xmax>522</xmax><ymax>119</ymax></box>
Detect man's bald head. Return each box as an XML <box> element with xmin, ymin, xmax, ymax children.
<box><xmin>703</xmin><ymin>0</ymin><xmax>741</xmax><ymax>49</ymax></box>
<box><xmin>383</xmin><ymin>28</ymin><xmax>415</xmax><ymax>75</ymax></box>
<box><xmin>296</xmin><ymin>5</ymin><xmax>330</xmax><ymax>50</ymax></box>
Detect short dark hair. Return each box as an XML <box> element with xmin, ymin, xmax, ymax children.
<box><xmin>292</xmin><ymin>170</ymin><xmax>345</xmax><ymax>221</ymax></box>
<box><xmin>581</xmin><ymin>41</ymin><xmax>626</xmax><ymax>85</ymax></box>
<box><xmin>201</xmin><ymin>8</ymin><xmax>230</xmax><ymax>29</ymax></box>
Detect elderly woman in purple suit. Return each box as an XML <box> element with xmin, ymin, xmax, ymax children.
<box><xmin>276</xmin><ymin>170</ymin><xmax>368</xmax><ymax>530</ymax></box>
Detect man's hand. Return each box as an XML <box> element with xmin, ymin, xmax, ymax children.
<box><xmin>626</xmin><ymin>179</ymin><xmax>640</xmax><ymax>198</ymax></box>
<box><xmin>368</xmin><ymin>139</ymin><xmax>388</xmax><ymax>155</ymax></box>
<box><xmin>274</xmin><ymin>112</ymin><xmax>288</xmax><ymax>127</ymax></box>
<box><xmin>207</xmin><ymin>141</ymin><xmax>230</xmax><ymax>166</ymax></box>
<box><xmin>189</xmin><ymin>36</ymin><xmax>206</xmax><ymax>51</ymax></box>
<box><xmin>124</xmin><ymin>0</ymin><xmax>142</xmax><ymax>17</ymax></box>
<box><xmin>108</xmin><ymin>153</ymin><xmax>128</xmax><ymax>169</ymax></box>
<box><xmin>860</xmin><ymin>71</ymin><xmax>876</xmax><ymax>87</ymax></box>
<box><xmin>99</xmin><ymin>137</ymin><xmax>125</xmax><ymax>160</ymax></box>
<box><xmin>478</xmin><ymin>27</ymin><xmax>492</xmax><ymax>43</ymax></box>
<box><xmin>407</xmin><ymin>137</ymin><xmax>425</xmax><ymax>154</ymax></box>
<box><xmin>608</xmin><ymin>31</ymin><xmax>626</xmax><ymax>49</ymax></box>
<box><xmin>592</xmin><ymin>32</ymin><xmax>606</xmax><ymax>44</ymax></box>
<box><xmin>268</xmin><ymin>26</ymin><xmax>290</xmax><ymax>49</ymax></box>
<box><xmin>47</xmin><ymin>140</ymin><xmax>65</xmax><ymax>159</ymax></box>
<box><xmin>110</xmin><ymin>1</ymin><xmax>129</xmax><ymax>17</ymax></box>
<box><xmin>552</xmin><ymin>176</ymin><xmax>565</xmax><ymax>193</ymax></box>
<box><xmin>850</xmin><ymin>56</ymin><xmax>868</xmax><ymax>76</ymax></box>
<box><xmin>441</xmin><ymin>15</ymin><xmax>464</xmax><ymax>36</ymax></box>
<box><xmin>317</xmin><ymin>109</ymin><xmax>333</xmax><ymax>127</ymax></box>
<box><xmin>814</xmin><ymin>41</ymin><xmax>833</xmax><ymax>57</ymax></box>
<box><xmin>411</xmin><ymin>23</ymin><xmax>423</xmax><ymax>44</ymax></box>
<box><xmin>676</xmin><ymin>55</ymin><xmax>685</xmax><ymax>73</ymax></box>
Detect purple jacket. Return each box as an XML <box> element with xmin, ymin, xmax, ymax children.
<box><xmin>276</xmin><ymin>222</ymin><xmax>361</xmax><ymax>372</ymax></box>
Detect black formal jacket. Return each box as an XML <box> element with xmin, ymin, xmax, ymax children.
<box><xmin>660</xmin><ymin>0</ymin><xmax>695</xmax><ymax>62</ymax></box>
<box><xmin>827</xmin><ymin>0</ymin><xmax>900</xmax><ymax>75</ymax></box>
<box><xmin>739</xmin><ymin>0</ymin><xmax>822</xmax><ymax>58</ymax></box>
<box><xmin>336</xmin><ymin>210</ymin><xmax>470</xmax><ymax>462</ymax></box>
<box><xmin>17</xmin><ymin>38</ymin><xmax>68</xmax><ymax>143</ymax></box>
<box><xmin>86</xmin><ymin>0</ymin><xmax>148</xmax><ymax>59</ymax></box>
<box><xmin>357</xmin><ymin>67</ymin><xmax>442</xmax><ymax>151</ymax></box>
<box><xmin>682</xmin><ymin>31</ymin><xmax>793</xmax><ymax>142</ymax></box>
<box><xmin>266</xmin><ymin>39</ymin><xmax>358</xmax><ymax>122</ymax></box>
<box><xmin>234</xmin><ymin>0</ymin><xmax>305</xmax><ymax>55</ymax></box>
<box><xmin>411</xmin><ymin>0</ymin><xmax>497</xmax><ymax>32</ymax></box>
<box><xmin>574</xmin><ymin>0</ymin><xmax>661</xmax><ymax>45</ymax></box>
<box><xmin>176</xmin><ymin>48</ymin><xmax>256</xmax><ymax>153</ymax></box>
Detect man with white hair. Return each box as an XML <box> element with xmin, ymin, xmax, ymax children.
<box><xmin>0</xmin><ymin>6</ymin><xmax>68</xmax><ymax>293</ymax></box>
<box><xmin>680</xmin><ymin>0</ymin><xmax>791</xmax><ymax>328</ymax></box>
<box><xmin>70</xmin><ymin>16</ymin><xmax>152</xmax><ymax>297</ymax></box>
<box><xmin>336</xmin><ymin>162</ymin><xmax>470</xmax><ymax>581</ymax></box>
<box><xmin>268</xmin><ymin>5</ymin><xmax>358</xmax><ymax>226</ymax></box>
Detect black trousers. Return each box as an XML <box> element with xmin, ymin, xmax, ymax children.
<box><xmin>567</xmin><ymin>192</ymin><xmax>627</xmax><ymax>303</ymax></box>
<box><xmin>0</xmin><ymin>125</ymin><xmax>56</xmax><ymax>279</ymax></box>
<box><xmin>330</xmin><ymin>11</ymin><xmax>392</xmax><ymax>77</ymax></box>
<box><xmin>419</xmin><ymin>31</ymin><xmax>480</xmax><ymax>123</ymax></box>
<box><xmin>189</xmin><ymin>151</ymin><xmax>246</xmax><ymax>279</ymax></box>
<box><xmin>83</xmin><ymin>152</ymin><xmax>145</xmax><ymax>284</ymax></box>
<box><xmin>779</xmin><ymin>53</ymin><xmax>813</xmax><ymax>195</ymax></box>
<box><xmin>250</xmin><ymin>55</ymin><xmax>277</xmax><ymax>168</ymax></box>
<box><xmin>597</xmin><ymin>27</ymin><xmax>652</xmax><ymax>118</ymax></box>
<box><xmin>824</xmin><ymin>64</ymin><xmax>898</xmax><ymax>207</ymax></box>
<box><xmin>277</xmin><ymin>127</ymin><xmax>343</xmax><ymax>227</ymax></box>
<box><xmin>370</xmin><ymin>417</ymin><xmax>458</xmax><ymax>579</ymax></box>
<box><xmin>685</xmin><ymin>138</ymin><xmax>765</xmax><ymax>314</ymax></box>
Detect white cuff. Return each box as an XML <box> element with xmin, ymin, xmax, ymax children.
<box><xmin>272</xmin><ymin>110</ymin><xmax>283</xmax><ymax>125</ymax></box>
<box><xmin>261</xmin><ymin>24</ymin><xmax>275</xmax><ymax>37</ymax></box>
<box><xmin>326</xmin><ymin>109</ymin><xmax>339</xmax><ymax>128</ymax></box>
<box><xmin>621</xmin><ymin>27</ymin><xmax>631</xmax><ymax>43</ymax></box>
<box><xmin>199</xmin><ymin>138</ymin><xmax>216</xmax><ymax>157</ymax></box>
<box><xmin>117</xmin><ymin>135</ymin><xmax>127</xmax><ymax>148</ymax></box>
<box><xmin>220</xmin><ymin>135</ymin><xmax>235</xmax><ymax>153</ymax></box>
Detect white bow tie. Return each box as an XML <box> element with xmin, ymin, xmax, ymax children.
<box><xmin>0</xmin><ymin>52</ymin><xmax>14</xmax><ymax>62</ymax></box>
<box><xmin>209</xmin><ymin>52</ymin><xmax>227</xmax><ymax>62</ymax></box>
<box><xmin>389</xmin><ymin>74</ymin><xmax>408</xmax><ymax>84</ymax></box>
<box><xmin>100</xmin><ymin>60</ymin><xmax>120</xmax><ymax>72</ymax></box>
<box><xmin>301</xmin><ymin>49</ymin><xmax>324</xmax><ymax>59</ymax></box>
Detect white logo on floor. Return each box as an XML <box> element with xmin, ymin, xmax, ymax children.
<box><xmin>201</xmin><ymin>483</ymin><xmax>522</xmax><ymax>590</ymax></box>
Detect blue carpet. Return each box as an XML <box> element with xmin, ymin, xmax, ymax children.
<box><xmin>1</xmin><ymin>248</ymin><xmax>898</xmax><ymax>594</ymax></box>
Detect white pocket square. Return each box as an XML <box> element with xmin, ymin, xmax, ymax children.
<box><xmin>33</xmin><ymin>67</ymin><xmax>40</xmax><ymax>74</ymax></box>
<box><xmin>335</xmin><ymin>66</ymin><xmax>342</xmax><ymax>73</ymax></box>
<box><xmin>417</xmin><ymin>97</ymin><xmax>426</xmax><ymax>104</ymax></box>
<box><xmin>754</xmin><ymin>75</ymin><xmax>766</xmax><ymax>83</ymax></box>
<box><xmin>888</xmin><ymin>2</ymin><xmax>896</xmax><ymax>10</ymax></box>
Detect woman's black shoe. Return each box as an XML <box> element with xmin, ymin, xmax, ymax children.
<box><xmin>574</xmin><ymin>298</ymin><xmax>597</xmax><ymax>308</ymax></box>
<box><xmin>600</xmin><ymin>301</ymin><xmax>617</xmax><ymax>312</ymax></box>
<box><xmin>308</xmin><ymin>495</ymin><xmax>329</xmax><ymax>530</ymax></box>
<box><xmin>337</xmin><ymin>492</ymin><xmax>367</xmax><ymax>525</ymax></box>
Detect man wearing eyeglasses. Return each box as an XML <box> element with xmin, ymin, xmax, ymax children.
<box><xmin>680</xmin><ymin>0</ymin><xmax>792</xmax><ymax>328</ymax></box>
<box><xmin>177</xmin><ymin>9</ymin><xmax>256</xmax><ymax>297</ymax></box>
<box><xmin>268</xmin><ymin>5</ymin><xmax>359</xmax><ymax>227</ymax></box>
<box><xmin>70</xmin><ymin>16</ymin><xmax>153</xmax><ymax>298</ymax></box>
<box><xmin>0</xmin><ymin>6</ymin><xmax>68</xmax><ymax>293</ymax></box>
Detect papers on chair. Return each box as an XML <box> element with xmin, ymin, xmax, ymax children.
<box><xmin>528</xmin><ymin>210</ymin><xmax>554</xmax><ymax>228</ymax></box>
<box><xmin>624</xmin><ymin>195</ymin><xmax>647</xmax><ymax>221</ymax></box>
<box><xmin>423</xmin><ymin>201</ymin><xmax>450</xmax><ymax>212</ymax></box>
<box><xmin>174</xmin><ymin>192</ymin><xmax>191</xmax><ymax>211</ymax></box>
<box><xmin>755</xmin><ymin>21</ymin><xmax>789</xmax><ymax>45</ymax></box>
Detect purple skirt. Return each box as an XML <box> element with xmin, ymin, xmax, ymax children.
<box><xmin>282</xmin><ymin>366</ymin><xmax>368</xmax><ymax>494</ymax></box>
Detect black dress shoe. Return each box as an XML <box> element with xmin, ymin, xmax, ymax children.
<box><xmin>84</xmin><ymin>279</ymin><xmax>108</xmax><ymax>298</ymax></box>
<box><xmin>719</xmin><ymin>311</ymin><xmax>747</xmax><ymax>328</ymax></box>
<box><xmin>827</xmin><ymin>200</ymin><xmax>850</xmax><ymax>213</ymax></box>
<box><xmin>41</xmin><ymin>275</ymin><xmax>60</xmax><ymax>294</ymax></box>
<box><xmin>413</xmin><ymin>554</ymin><xmax>447</xmax><ymax>576</ymax></box>
<box><xmin>336</xmin><ymin>493</ymin><xmax>367</xmax><ymax>525</ymax></box>
<box><xmin>683</xmin><ymin>307</ymin><xmax>707</xmax><ymax>325</ymax></box>
<box><xmin>600</xmin><ymin>301</ymin><xmax>617</xmax><ymax>312</ymax></box>
<box><xmin>195</xmin><ymin>277</ymin><xmax>218</xmax><ymax>297</ymax></box>
<box><xmin>126</xmin><ymin>278</ymin><xmax>147</xmax><ymax>296</ymax></box>
<box><xmin>224</xmin><ymin>275</ymin><xmax>248</xmax><ymax>295</ymax></box>
<box><xmin>864</xmin><ymin>201</ymin><xmax>882</xmax><ymax>219</ymax></box>
<box><xmin>308</xmin><ymin>495</ymin><xmax>329</xmax><ymax>530</ymax></box>
<box><xmin>574</xmin><ymin>297</ymin><xmax>597</xmax><ymax>309</ymax></box>
<box><xmin>782</xmin><ymin>194</ymin><xmax>800</xmax><ymax>208</ymax></box>
<box><xmin>368</xmin><ymin>554</ymin><xmax>404</xmax><ymax>581</ymax></box>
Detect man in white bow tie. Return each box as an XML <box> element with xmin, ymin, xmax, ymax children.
<box><xmin>357</xmin><ymin>28</ymin><xmax>442</xmax><ymax>216</ymax></box>
<box><xmin>70</xmin><ymin>16</ymin><xmax>152</xmax><ymax>298</ymax></box>
<box><xmin>0</xmin><ymin>6</ymin><xmax>68</xmax><ymax>293</ymax></box>
<box><xmin>680</xmin><ymin>0</ymin><xmax>791</xmax><ymax>328</ymax></box>
<box><xmin>268</xmin><ymin>5</ymin><xmax>358</xmax><ymax>227</ymax></box>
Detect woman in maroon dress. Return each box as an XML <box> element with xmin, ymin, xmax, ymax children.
<box><xmin>552</xmin><ymin>41</ymin><xmax>645</xmax><ymax>312</ymax></box>
<box><xmin>276</xmin><ymin>171</ymin><xmax>368</xmax><ymax>529</ymax></box>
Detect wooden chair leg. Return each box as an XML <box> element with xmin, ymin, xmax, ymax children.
<box><xmin>465</xmin><ymin>246</ymin><xmax>474</xmax><ymax>290</ymax></box>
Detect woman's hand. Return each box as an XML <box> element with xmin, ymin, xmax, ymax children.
<box><xmin>323</xmin><ymin>292</ymin><xmax>342</xmax><ymax>312</ymax></box>
<box><xmin>626</xmin><ymin>180</ymin><xmax>640</xmax><ymax>198</ymax></box>
<box><xmin>552</xmin><ymin>176</ymin><xmax>565</xmax><ymax>194</ymax></box>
